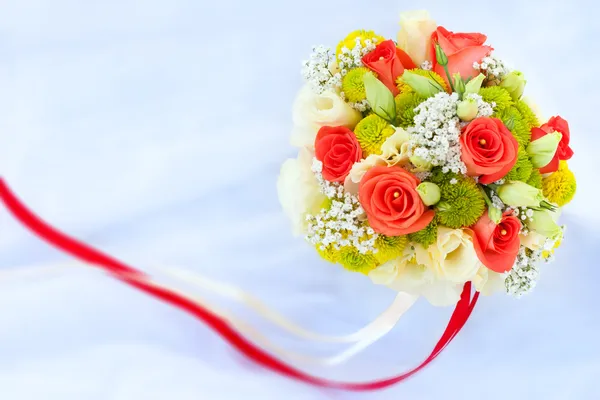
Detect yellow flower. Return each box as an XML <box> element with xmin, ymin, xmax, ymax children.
<box><xmin>336</xmin><ymin>30</ymin><xmax>385</xmax><ymax>61</ymax></box>
<box><xmin>542</xmin><ymin>161</ymin><xmax>576</xmax><ymax>206</ymax></box>
<box><xmin>353</xmin><ymin>114</ymin><xmax>395</xmax><ymax>156</ymax></box>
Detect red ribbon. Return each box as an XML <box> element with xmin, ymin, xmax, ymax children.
<box><xmin>0</xmin><ymin>178</ymin><xmax>479</xmax><ymax>391</ymax></box>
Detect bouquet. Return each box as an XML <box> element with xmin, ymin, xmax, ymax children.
<box><xmin>279</xmin><ymin>10</ymin><xmax>576</xmax><ymax>306</ymax></box>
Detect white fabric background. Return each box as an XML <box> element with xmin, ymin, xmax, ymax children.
<box><xmin>1</xmin><ymin>0</ymin><xmax>599</xmax><ymax>398</ymax></box>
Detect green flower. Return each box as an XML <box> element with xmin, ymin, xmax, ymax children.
<box><xmin>435</xmin><ymin>175</ymin><xmax>485</xmax><ymax>228</ymax></box>
<box><xmin>395</xmin><ymin>91</ymin><xmax>424</xmax><ymax>128</ymax></box>
<box><xmin>354</xmin><ymin>114</ymin><xmax>395</xmax><ymax>156</ymax></box>
<box><xmin>515</xmin><ymin>99</ymin><xmax>540</xmax><ymax>129</ymax></box>
<box><xmin>338</xmin><ymin>246</ymin><xmax>378</xmax><ymax>274</ymax></box>
<box><xmin>480</xmin><ymin>86</ymin><xmax>514</xmax><ymax>113</ymax></box>
<box><xmin>408</xmin><ymin>218</ymin><xmax>438</xmax><ymax>248</ymax></box>
<box><xmin>498</xmin><ymin>106</ymin><xmax>531</xmax><ymax>146</ymax></box>
<box><xmin>342</xmin><ymin>67</ymin><xmax>373</xmax><ymax>103</ymax></box>
<box><xmin>504</xmin><ymin>146</ymin><xmax>533</xmax><ymax>182</ymax></box>
<box><xmin>527</xmin><ymin>169</ymin><xmax>543</xmax><ymax>189</ymax></box>
<box><xmin>374</xmin><ymin>234</ymin><xmax>408</xmax><ymax>264</ymax></box>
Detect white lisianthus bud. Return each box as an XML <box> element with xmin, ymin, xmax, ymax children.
<box><xmin>488</xmin><ymin>206</ymin><xmax>503</xmax><ymax>224</ymax></box>
<box><xmin>527</xmin><ymin>131</ymin><xmax>562</xmax><ymax>168</ymax></box>
<box><xmin>399</xmin><ymin>70</ymin><xmax>443</xmax><ymax>98</ymax></box>
<box><xmin>416</xmin><ymin>182</ymin><xmax>441</xmax><ymax>206</ymax></box>
<box><xmin>500</xmin><ymin>71</ymin><xmax>526</xmax><ymax>100</ymax></box>
<box><xmin>456</xmin><ymin>98</ymin><xmax>478</xmax><ymax>121</ymax></box>
<box><xmin>497</xmin><ymin>181</ymin><xmax>545</xmax><ymax>208</ymax></box>
<box><xmin>363</xmin><ymin>72</ymin><xmax>396</xmax><ymax>122</ymax></box>
<box><xmin>409</xmin><ymin>155</ymin><xmax>433</xmax><ymax>172</ymax></box>
<box><xmin>526</xmin><ymin>209</ymin><xmax>562</xmax><ymax>239</ymax></box>
<box><xmin>465</xmin><ymin>73</ymin><xmax>485</xmax><ymax>94</ymax></box>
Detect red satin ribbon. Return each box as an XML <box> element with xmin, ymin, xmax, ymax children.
<box><xmin>0</xmin><ymin>178</ymin><xmax>479</xmax><ymax>391</ymax></box>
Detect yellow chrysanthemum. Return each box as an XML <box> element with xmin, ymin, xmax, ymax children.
<box><xmin>396</xmin><ymin>69</ymin><xmax>448</xmax><ymax>94</ymax></box>
<box><xmin>374</xmin><ymin>235</ymin><xmax>408</xmax><ymax>264</ymax></box>
<box><xmin>342</xmin><ymin>67</ymin><xmax>375</xmax><ymax>103</ymax></box>
<box><xmin>317</xmin><ymin>245</ymin><xmax>339</xmax><ymax>264</ymax></box>
<box><xmin>336</xmin><ymin>30</ymin><xmax>385</xmax><ymax>61</ymax></box>
<box><xmin>542</xmin><ymin>161</ymin><xmax>576</xmax><ymax>206</ymax></box>
<box><xmin>353</xmin><ymin>114</ymin><xmax>395</xmax><ymax>156</ymax></box>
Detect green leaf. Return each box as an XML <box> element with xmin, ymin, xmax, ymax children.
<box><xmin>363</xmin><ymin>72</ymin><xmax>397</xmax><ymax>123</ymax></box>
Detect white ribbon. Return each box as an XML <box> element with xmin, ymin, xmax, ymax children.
<box><xmin>1</xmin><ymin>261</ymin><xmax>418</xmax><ymax>366</ymax></box>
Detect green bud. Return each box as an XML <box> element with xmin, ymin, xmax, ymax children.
<box><xmin>434</xmin><ymin>43</ymin><xmax>448</xmax><ymax>66</ymax></box>
<box><xmin>527</xmin><ymin>131</ymin><xmax>562</xmax><ymax>168</ymax></box>
<box><xmin>500</xmin><ymin>71</ymin><xmax>526</xmax><ymax>101</ymax></box>
<box><xmin>363</xmin><ymin>72</ymin><xmax>396</xmax><ymax>123</ymax></box>
<box><xmin>497</xmin><ymin>181</ymin><xmax>545</xmax><ymax>208</ymax></box>
<box><xmin>488</xmin><ymin>206</ymin><xmax>503</xmax><ymax>224</ymax></box>
<box><xmin>465</xmin><ymin>73</ymin><xmax>485</xmax><ymax>94</ymax></box>
<box><xmin>453</xmin><ymin>73</ymin><xmax>466</xmax><ymax>98</ymax></box>
<box><xmin>526</xmin><ymin>209</ymin><xmax>562</xmax><ymax>239</ymax></box>
<box><xmin>399</xmin><ymin>70</ymin><xmax>444</xmax><ymax>98</ymax></box>
<box><xmin>409</xmin><ymin>155</ymin><xmax>433</xmax><ymax>172</ymax></box>
<box><xmin>456</xmin><ymin>98</ymin><xmax>478</xmax><ymax>122</ymax></box>
<box><xmin>416</xmin><ymin>182</ymin><xmax>441</xmax><ymax>206</ymax></box>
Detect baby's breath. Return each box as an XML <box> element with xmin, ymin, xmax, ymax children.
<box><xmin>306</xmin><ymin>159</ymin><xmax>378</xmax><ymax>254</ymax></box>
<box><xmin>473</xmin><ymin>53</ymin><xmax>511</xmax><ymax>82</ymax></box>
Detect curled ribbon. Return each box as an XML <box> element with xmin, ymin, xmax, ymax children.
<box><xmin>0</xmin><ymin>178</ymin><xmax>479</xmax><ymax>391</ymax></box>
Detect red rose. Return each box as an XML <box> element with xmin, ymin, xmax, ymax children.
<box><xmin>531</xmin><ymin>116</ymin><xmax>574</xmax><ymax>174</ymax></box>
<box><xmin>359</xmin><ymin>166</ymin><xmax>435</xmax><ymax>236</ymax></box>
<box><xmin>430</xmin><ymin>27</ymin><xmax>492</xmax><ymax>83</ymax></box>
<box><xmin>314</xmin><ymin>126</ymin><xmax>362</xmax><ymax>182</ymax></box>
<box><xmin>362</xmin><ymin>40</ymin><xmax>416</xmax><ymax>95</ymax></box>
<box><xmin>469</xmin><ymin>211</ymin><xmax>521</xmax><ymax>273</ymax></box>
<box><xmin>460</xmin><ymin>117</ymin><xmax>519</xmax><ymax>184</ymax></box>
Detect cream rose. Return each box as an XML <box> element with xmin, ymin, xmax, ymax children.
<box><xmin>369</xmin><ymin>244</ymin><xmax>464</xmax><ymax>307</ymax></box>
<box><xmin>343</xmin><ymin>154</ymin><xmax>386</xmax><ymax>195</ymax></box>
<box><xmin>277</xmin><ymin>148</ymin><xmax>326</xmax><ymax>236</ymax></box>
<box><xmin>425</xmin><ymin>227</ymin><xmax>480</xmax><ymax>284</ymax></box>
<box><xmin>396</xmin><ymin>10</ymin><xmax>437</xmax><ymax>67</ymax></box>
<box><xmin>290</xmin><ymin>85</ymin><xmax>362</xmax><ymax>149</ymax></box>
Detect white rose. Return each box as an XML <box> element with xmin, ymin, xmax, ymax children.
<box><xmin>396</xmin><ymin>10</ymin><xmax>437</xmax><ymax>67</ymax></box>
<box><xmin>290</xmin><ymin>85</ymin><xmax>362</xmax><ymax>149</ymax></box>
<box><xmin>277</xmin><ymin>148</ymin><xmax>326</xmax><ymax>236</ymax></box>
<box><xmin>369</xmin><ymin>244</ymin><xmax>464</xmax><ymax>307</ymax></box>
<box><xmin>343</xmin><ymin>154</ymin><xmax>386</xmax><ymax>194</ymax></box>
<box><xmin>426</xmin><ymin>227</ymin><xmax>480</xmax><ymax>284</ymax></box>
<box><xmin>473</xmin><ymin>266</ymin><xmax>507</xmax><ymax>296</ymax></box>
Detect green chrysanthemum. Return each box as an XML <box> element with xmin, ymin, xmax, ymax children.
<box><xmin>427</xmin><ymin>167</ymin><xmax>453</xmax><ymax>186</ymax></box>
<box><xmin>395</xmin><ymin>91</ymin><xmax>424</xmax><ymax>128</ymax></box>
<box><xmin>354</xmin><ymin>114</ymin><xmax>395</xmax><ymax>156</ymax></box>
<box><xmin>408</xmin><ymin>218</ymin><xmax>438</xmax><ymax>248</ymax></box>
<box><xmin>396</xmin><ymin>69</ymin><xmax>448</xmax><ymax>94</ymax></box>
<box><xmin>515</xmin><ymin>99</ymin><xmax>540</xmax><ymax>129</ymax></box>
<box><xmin>504</xmin><ymin>146</ymin><xmax>533</xmax><ymax>182</ymax></box>
<box><xmin>480</xmin><ymin>86</ymin><xmax>514</xmax><ymax>113</ymax></box>
<box><xmin>542</xmin><ymin>161</ymin><xmax>577</xmax><ymax>206</ymax></box>
<box><xmin>342</xmin><ymin>67</ymin><xmax>374</xmax><ymax>103</ymax></box>
<box><xmin>527</xmin><ymin>169</ymin><xmax>543</xmax><ymax>189</ymax></box>
<box><xmin>435</xmin><ymin>175</ymin><xmax>485</xmax><ymax>228</ymax></box>
<box><xmin>497</xmin><ymin>106</ymin><xmax>531</xmax><ymax>146</ymax></box>
<box><xmin>374</xmin><ymin>234</ymin><xmax>408</xmax><ymax>264</ymax></box>
<box><xmin>338</xmin><ymin>246</ymin><xmax>378</xmax><ymax>274</ymax></box>
<box><xmin>317</xmin><ymin>245</ymin><xmax>339</xmax><ymax>264</ymax></box>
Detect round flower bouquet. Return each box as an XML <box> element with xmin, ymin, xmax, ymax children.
<box><xmin>279</xmin><ymin>10</ymin><xmax>576</xmax><ymax>308</ymax></box>
<box><xmin>0</xmin><ymin>8</ymin><xmax>578</xmax><ymax>392</ymax></box>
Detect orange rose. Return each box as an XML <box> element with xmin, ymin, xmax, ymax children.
<box><xmin>460</xmin><ymin>117</ymin><xmax>518</xmax><ymax>184</ymax></box>
<box><xmin>315</xmin><ymin>126</ymin><xmax>362</xmax><ymax>182</ymax></box>
<box><xmin>362</xmin><ymin>40</ymin><xmax>416</xmax><ymax>95</ymax></box>
<box><xmin>359</xmin><ymin>166</ymin><xmax>435</xmax><ymax>236</ymax></box>
<box><xmin>430</xmin><ymin>26</ymin><xmax>492</xmax><ymax>82</ymax></box>
<box><xmin>469</xmin><ymin>211</ymin><xmax>521</xmax><ymax>273</ymax></box>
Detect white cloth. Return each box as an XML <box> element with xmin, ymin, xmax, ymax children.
<box><xmin>0</xmin><ymin>0</ymin><xmax>598</xmax><ymax>399</ymax></box>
